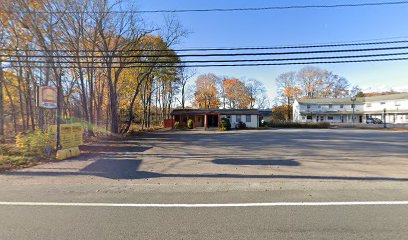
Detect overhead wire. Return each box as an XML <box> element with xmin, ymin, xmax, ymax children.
<box><xmin>6</xmin><ymin>1</ymin><xmax>408</xmax><ymax>14</ymax></box>
<box><xmin>3</xmin><ymin>45</ymin><xmax>408</xmax><ymax>59</ymax></box>
<box><xmin>3</xmin><ymin>52</ymin><xmax>408</xmax><ymax>65</ymax></box>
<box><xmin>4</xmin><ymin>57</ymin><xmax>408</xmax><ymax>69</ymax></box>
<box><xmin>3</xmin><ymin>39</ymin><xmax>408</xmax><ymax>53</ymax></box>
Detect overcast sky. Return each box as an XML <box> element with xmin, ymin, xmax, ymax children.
<box><xmin>133</xmin><ymin>0</ymin><xmax>408</xmax><ymax>101</ymax></box>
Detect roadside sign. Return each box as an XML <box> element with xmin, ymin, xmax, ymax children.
<box><xmin>38</xmin><ymin>86</ymin><xmax>57</xmax><ymax>109</ymax></box>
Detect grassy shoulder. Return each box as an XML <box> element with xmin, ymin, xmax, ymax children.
<box><xmin>0</xmin><ymin>130</ymin><xmax>55</xmax><ymax>172</ymax></box>
<box><xmin>0</xmin><ymin>154</ymin><xmax>38</xmax><ymax>172</ymax></box>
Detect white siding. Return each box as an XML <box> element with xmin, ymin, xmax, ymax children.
<box><xmin>293</xmin><ymin>97</ymin><xmax>408</xmax><ymax>124</ymax></box>
<box><xmin>220</xmin><ymin>114</ymin><xmax>259</xmax><ymax>128</ymax></box>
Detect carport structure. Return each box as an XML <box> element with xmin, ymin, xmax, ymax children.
<box><xmin>171</xmin><ymin>109</ymin><xmax>220</xmax><ymax>129</ymax></box>
<box><xmin>170</xmin><ymin>109</ymin><xmax>260</xmax><ymax>129</ymax></box>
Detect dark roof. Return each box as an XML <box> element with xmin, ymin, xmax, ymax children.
<box><xmin>297</xmin><ymin>98</ymin><xmax>364</xmax><ymax>104</ymax></box>
<box><xmin>171</xmin><ymin>108</ymin><xmax>260</xmax><ymax>115</ymax></box>
<box><xmin>296</xmin><ymin>93</ymin><xmax>408</xmax><ymax>105</ymax></box>
<box><xmin>258</xmin><ymin>109</ymin><xmax>272</xmax><ymax>116</ymax></box>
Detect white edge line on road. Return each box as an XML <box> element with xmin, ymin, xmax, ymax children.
<box><xmin>0</xmin><ymin>201</ymin><xmax>407</xmax><ymax>208</ymax></box>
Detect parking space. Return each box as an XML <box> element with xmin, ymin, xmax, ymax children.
<box><xmin>1</xmin><ymin>129</ymin><xmax>407</xmax><ymax>186</ymax></box>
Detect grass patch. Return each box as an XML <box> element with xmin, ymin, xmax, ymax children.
<box><xmin>267</xmin><ymin>121</ymin><xmax>331</xmax><ymax>129</ymax></box>
<box><xmin>0</xmin><ymin>143</ymin><xmax>41</xmax><ymax>172</ymax></box>
<box><xmin>0</xmin><ymin>155</ymin><xmax>36</xmax><ymax>171</ymax></box>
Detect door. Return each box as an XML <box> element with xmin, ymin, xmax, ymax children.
<box><xmin>208</xmin><ymin>115</ymin><xmax>219</xmax><ymax>127</ymax></box>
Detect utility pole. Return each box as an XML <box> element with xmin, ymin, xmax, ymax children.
<box><xmin>351</xmin><ymin>96</ymin><xmax>356</xmax><ymax>126</ymax></box>
<box><xmin>383</xmin><ymin>108</ymin><xmax>387</xmax><ymax>128</ymax></box>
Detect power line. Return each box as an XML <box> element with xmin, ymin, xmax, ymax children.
<box><xmin>4</xmin><ymin>52</ymin><xmax>408</xmax><ymax>65</ymax></box>
<box><xmin>4</xmin><ymin>39</ymin><xmax>408</xmax><ymax>53</ymax></box>
<box><xmin>4</xmin><ymin>57</ymin><xmax>408</xmax><ymax>69</ymax></box>
<box><xmin>7</xmin><ymin>1</ymin><xmax>408</xmax><ymax>14</ymax></box>
<box><xmin>3</xmin><ymin>45</ymin><xmax>408</xmax><ymax>59</ymax></box>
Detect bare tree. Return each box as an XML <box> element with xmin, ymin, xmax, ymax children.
<box><xmin>178</xmin><ymin>67</ymin><xmax>196</xmax><ymax>109</ymax></box>
<box><xmin>276</xmin><ymin>71</ymin><xmax>299</xmax><ymax>120</ymax></box>
<box><xmin>245</xmin><ymin>78</ymin><xmax>266</xmax><ymax>109</ymax></box>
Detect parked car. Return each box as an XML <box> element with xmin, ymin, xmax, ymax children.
<box><xmin>366</xmin><ymin>117</ymin><xmax>382</xmax><ymax>124</ymax></box>
<box><xmin>373</xmin><ymin>118</ymin><xmax>383</xmax><ymax>124</ymax></box>
<box><xmin>235</xmin><ymin>121</ymin><xmax>246</xmax><ymax>129</ymax></box>
<box><xmin>366</xmin><ymin>118</ymin><xmax>375</xmax><ymax>124</ymax></box>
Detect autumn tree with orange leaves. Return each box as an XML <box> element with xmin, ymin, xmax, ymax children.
<box><xmin>193</xmin><ymin>74</ymin><xmax>221</xmax><ymax>109</ymax></box>
<box><xmin>222</xmin><ymin>78</ymin><xmax>252</xmax><ymax>109</ymax></box>
<box><xmin>276</xmin><ymin>66</ymin><xmax>358</xmax><ymax>120</ymax></box>
<box><xmin>276</xmin><ymin>71</ymin><xmax>301</xmax><ymax>120</ymax></box>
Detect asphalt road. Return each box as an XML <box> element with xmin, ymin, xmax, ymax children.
<box><xmin>1</xmin><ymin>129</ymin><xmax>407</xmax><ymax>239</ymax></box>
<box><xmin>1</xmin><ymin>190</ymin><xmax>408</xmax><ymax>240</ymax></box>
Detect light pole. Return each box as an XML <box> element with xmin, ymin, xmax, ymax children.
<box><xmin>351</xmin><ymin>96</ymin><xmax>356</xmax><ymax>125</ymax></box>
<box><xmin>383</xmin><ymin>108</ymin><xmax>387</xmax><ymax>128</ymax></box>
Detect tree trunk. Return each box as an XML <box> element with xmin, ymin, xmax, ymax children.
<box><xmin>78</xmin><ymin>66</ymin><xmax>92</xmax><ymax>136</ymax></box>
<box><xmin>287</xmin><ymin>96</ymin><xmax>291</xmax><ymax>121</ymax></box>
<box><xmin>122</xmin><ymin>76</ymin><xmax>146</xmax><ymax>134</ymax></box>
<box><xmin>107</xmin><ymin>67</ymin><xmax>119</xmax><ymax>134</ymax></box>
<box><xmin>16</xmin><ymin>67</ymin><xmax>26</xmax><ymax>130</ymax></box>
<box><xmin>4</xmin><ymin>80</ymin><xmax>18</xmax><ymax>135</ymax></box>
<box><xmin>25</xmin><ymin>69</ymin><xmax>35</xmax><ymax>130</ymax></box>
<box><xmin>87</xmin><ymin>68</ymin><xmax>95</xmax><ymax>137</ymax></box>
<box><xmin>0</xmin><ymin>62</ymin><xmax>4</xmax><ymax>143</ymax></box>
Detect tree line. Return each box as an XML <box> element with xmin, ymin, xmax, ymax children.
<box><xmin>0</xmin><ymin>0</ymin><xmax>190</xmax><ymax>142</ymax></box>
<box><xmin>190</xmin><ymin>73</ymin><xmax>269</xmax><ymax>110</ymax></box>
<box><xmin>274</xmin><ymin>66</ymin><xmax>362</xmax><ymax>120</ymax></box>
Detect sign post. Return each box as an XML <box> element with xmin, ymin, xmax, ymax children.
<box><xmin>38</xmin><ymin>86</ymin><xmax>61</xmax><ymax>152</ymax></box>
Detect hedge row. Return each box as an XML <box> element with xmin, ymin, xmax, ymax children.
<box><xmin>267</xmin><ymin>121</ymin><xmax>331</xmax><ymax>129</ymax></box>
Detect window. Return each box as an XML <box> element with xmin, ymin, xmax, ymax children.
<box><xmin>307</xmin><ymin>105</ymin><xmax>311</xmax><ymax>109</ymax></box>
<box><xmin>340</xmin><ymin>104</ymin><xmax>344</xmax><ymax>108</ymax></box>
<box><xmin>318</xmin><ymin>105</ymin><xmax>321</xmax><ymax>109</ymax></box>
<box><xmin>226</xmin><ymin>115</ymin><xmax>231</xmax><ymax>119</ymax></box>
<box><xmin>366</xmin><ymin>103</ymin><xmax>372</xmax><ymax>107</ymax></box>
<box><xmin>246</xmin><ymin>115</ymin><xmax>251</xmax><ymax>122</ymax></box>
<box><xmin>329</xmin><ymin>104</ymin><xmax>333</xmax><ymax>108</ymax></box>
<box><xmin>328</xmin><ymin>116</ymin><xmax>334</xmax><ymax>120</ymax></box>
<box><xmin>381</xmin><ymin>102</ymin><xmax>386</xmax><ymax>105</ymax></box>
<box><xmin>307</xmin><ymin>116</ymin><xmax>312</xmax><ymax>120</ymax></box>
<box><xmin>236</xmin><ymin>115</ymin><xmax>241</xmax><ymax>122</ymax></box>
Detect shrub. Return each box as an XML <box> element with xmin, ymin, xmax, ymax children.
<box><xmin>187</xmin><ymin>119</ymin><xmax>194</xmax><ymax>129</ymax></box>
<box><xmin>0</xmin><ymin>144</ymin><xmax>17</xmax><ymax>155</ymax></box>
<box><xmin>267</xmin><ymin>121</ymin><xmax>330</xmax><ymax>129</ymax></box>
<box><xmin>174</xmin><ymin>121</ymin><xmax>181</xmax><ymax>129</ymax></box>
<box><xmin>235</xmin><ymin>121</ymin><xmax>246</xmax><ymax>129</ymax></box>
<box><xmin>220</xmin><ymin>118</ymin><xmax>231</xmax><ymax>131</ymax></box>
<box><xmin>15</xmin><ymin>130</ymin><xmax>54</xmax><ymax>158</ymax></box>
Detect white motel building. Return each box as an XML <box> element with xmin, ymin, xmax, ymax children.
<box><xmin>293</xmin><ymin>93</ymin><xmax>408</xmax><ymax>124</ymax></box>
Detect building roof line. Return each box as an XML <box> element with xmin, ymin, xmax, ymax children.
<box><xmin>295</xmin><ymin>93</ymin><xmax>408</xmax><ymax>104</ymax></box>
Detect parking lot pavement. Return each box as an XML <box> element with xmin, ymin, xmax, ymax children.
<box><xmin>1</xmin><ymin>128</ymin><xmax>407</xmax><ymax>187</ymax></box>
<box><xmin>1</xmin><ymin>129</ymin><xmax>407</xmax><ymax>240</ymax></box>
